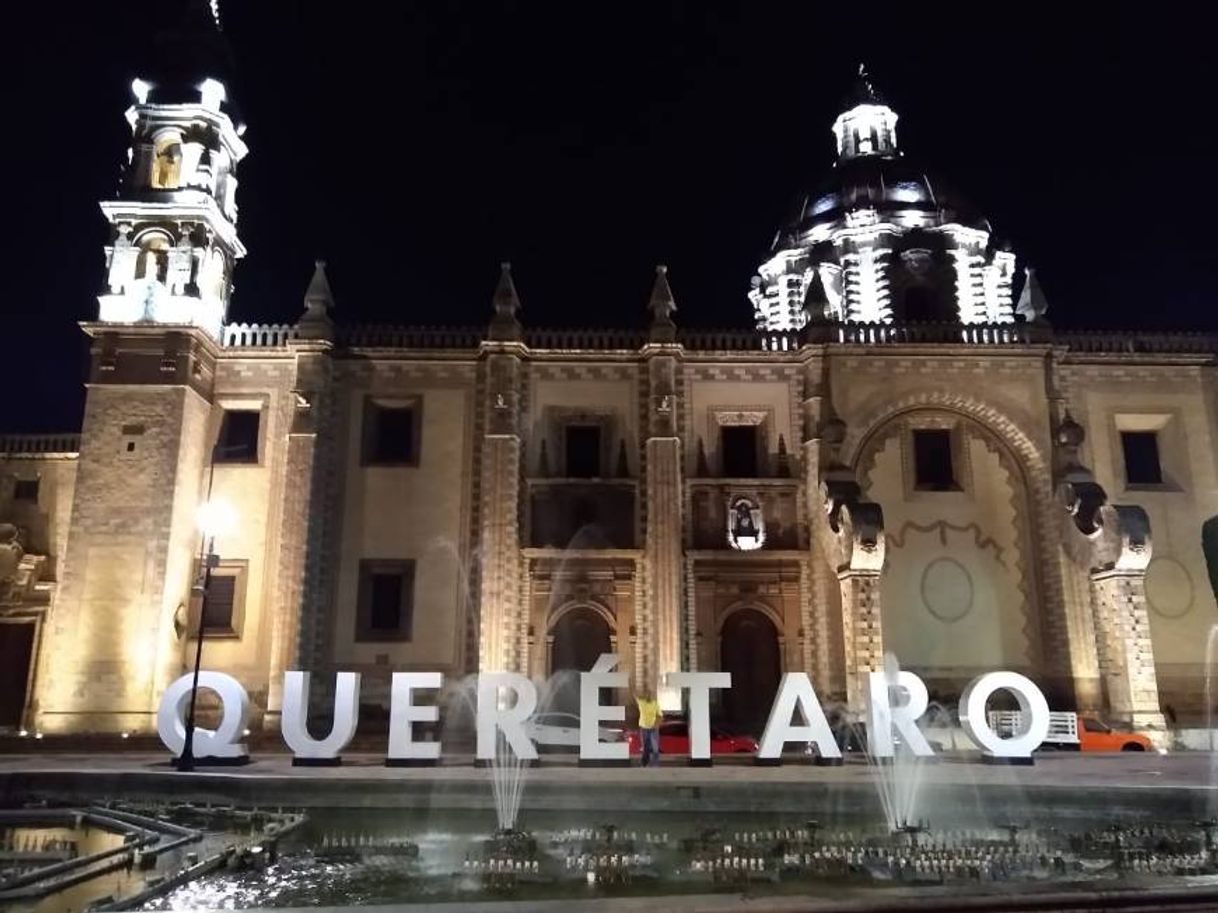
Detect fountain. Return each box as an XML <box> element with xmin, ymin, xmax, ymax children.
<box><xmin>861</xmin><ymin>653</ymin><xmax>931</xmax><ymax>836</ymax></box>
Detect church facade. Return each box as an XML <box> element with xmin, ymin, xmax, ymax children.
<box><xmin>2</xmin><ymin>72</ymin><xmax>1216</xmax><ymax>738</ymax></box>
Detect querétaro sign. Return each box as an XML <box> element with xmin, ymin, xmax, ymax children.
<box><xmin>156</xmin><ymin>655</ymin><xmax>1051</xmax><ymax>764</ymax></box>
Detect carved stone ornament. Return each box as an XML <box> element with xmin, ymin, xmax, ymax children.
<box><xmin>726</xmin><ymin>495</ymin><xmax>766</xmax><ymax>551</ymax></box>
<box><xmin>0</xmin><ymin>523</ymin><xmax>23</xmax><ymax>586</ymax></box>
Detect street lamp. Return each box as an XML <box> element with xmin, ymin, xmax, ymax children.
<box><xmin>176</xmin><ymin>495</ymin><xmax>237</xmax><ymax>771</ymax></box>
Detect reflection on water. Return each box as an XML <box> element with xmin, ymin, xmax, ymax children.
<box><xmin>2</xmin><ymin>823</ymin><xmax>132</xmax><ymax>913</ymax></box>
<box><xmin>138</xmin><ymin>791</ymin><xmax>1218</xmax><ymax>910</ymax></box>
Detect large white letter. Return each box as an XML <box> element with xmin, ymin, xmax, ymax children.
<box><xmin>667</xmin><ymin>672</ymin><xmax>731</xmax><ymax>762</ymax></box>
<box><xmin>757</xmin><ymin>673</ymin><xmax>840</xmax><ymax>760</ymax></box>
<box><xmin>579</xmin><ymin>654</ymin><xmax>628</xmax><ymax>762</ymax></box>
<box><xmin>959</xmin><ymin>671</ymin><xmax>1050</xmax><ymax>759</ymax></box>
<box><xmin>388</xmin><ymin>671</ymin><xmax>444</xmax><ymax>762</ymax></box>
<box><xmin>281</xmin><ymin>671</ymin><xmax>360</xmax><ymax>762</ymax></box>
<box><xmin>156</xmin><ymin>671</ymin><xmax>250</xmax><ymax>760</ymax></box>
<box><xmin>866</xmin><ymin>669</ymin><xmax>934</xmax><ymax>758</ymax></box>
<box><xmin>476</xmin><ymin>672</ymin><xmax>538</xmax><ymax>761</ymax></box>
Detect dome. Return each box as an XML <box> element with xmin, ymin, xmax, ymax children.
<box><xmin>749</xmin><ymin>77</ymin><xmax>1017</xmax><ymax>331</ymax></box>
<box><xmin>778</xmin><ymin>158</ymin><xmax>992</xmax><ymax>249</ymax></box>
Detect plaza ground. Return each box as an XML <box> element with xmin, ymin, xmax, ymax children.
<box><xmin>1</xmin><ymin>749</ymin><xmax>1216</xmax><ymax>810</ymax></box>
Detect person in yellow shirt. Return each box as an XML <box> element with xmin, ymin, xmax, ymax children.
<box><xmin>636</xmin><ymin>692</ymin><xmax>662</xmax><ymax>767</ymax></box>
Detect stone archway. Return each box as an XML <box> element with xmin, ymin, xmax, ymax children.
<box><xmin>842</xmin><ymin>391</ymin><xmax>1086</xmax><ymax>708</ymax></box>
<box><xmin>549</xmin><ymin>604</ymin><xmax>613</xmax><ymax>676</ymax></box>
<box><xmin>719</xmin><ymin>608</ymin><xmax>782</xmax><ymax>735</ymax></box>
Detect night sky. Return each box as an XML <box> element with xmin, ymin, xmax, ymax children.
<box><xmin>5</xmin><ymin>3</ymin><xmax>1216</xmax><ymax>433</ymax></box>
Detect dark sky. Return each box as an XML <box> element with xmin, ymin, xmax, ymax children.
<box><xmin>4</xmin><ymin>3</ymin><xmax>1216</xmax><ymax>433</ymax></box>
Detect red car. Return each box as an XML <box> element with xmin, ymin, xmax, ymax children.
<box><xmin>627</xmin><ymin>721</ymin><xmax>759</xmax><ymax>756</ymax></box>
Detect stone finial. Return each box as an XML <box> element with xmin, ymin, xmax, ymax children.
<box><xmin>488</xmin><ymin>261</ymin><xmax>523</xmax><ymax>342</ymax></box>
<box><xmin>648</xmin><ymin>264</ymin><xmax>677</xmax><ymax>343</ymax></box>
<box><xmin>1015</xmin><ymin>266</ymin><xmax>1048</xmax><ymax>323</ymax></box>
<box><xmin>298</xmin><ymin>259</ymin><xmax>335</xmax><ymax>340</ymax></box>
<box><xmin>776</xmin><ymin>434</ymin><xmax>791</xmax><ymax>477</ymax></box>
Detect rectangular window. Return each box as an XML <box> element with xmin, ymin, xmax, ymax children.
<box><xmin>913</xmin><ymin>429</ymin><xmax>956</xmax><ymax>490</ymax></box>
<box><xmin>196</xmin><ymin>560</ymin><xmax>246</xmax><ymax>638</ymax></box>
<box><xmin>215</xmin><ymin>409</ymin><xmax>260</xmax><ymax>463</ymax></box>
<box><xmin>12</xmin><ymin>479</ymin><xmax>39</xmax><ymax>502</ymax></box>
<box><xmin>565</xmin><ymin>425</ymin><xmax>601</xmax><ymax>478</ymax></box>
<box><xmin>721</xmin><ymin>425</ymin><xmax>759</xmax><ymax>477</ymax></box>
<box><xmin>1121</xmin><ymin>431</ymin><xmax>1163</xmax><ymax>485</ymax></box>
<box><xmin>362</xmin><ymin>399</ymin><xmax>419</xmax><ymax>465</ymax></box>
<box><xmin>202</xmin><ymin>575</ymin><xmax>237</xmax><ymax>632</ymax></box>
<box><xmin>356</xmin><ymin>559</ymin><xmax>415</xmax><ymax>642</ymax></box>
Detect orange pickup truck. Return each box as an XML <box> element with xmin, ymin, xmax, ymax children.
<box><xmin>1076</xmin><ymin>715</ymin><xmax>1153</xmax><ymax>752</ymax></box>
<box><xmin>990</xmin><ymin>711</ymin><xmax>1154</xmax><ymax>752</ymax></box>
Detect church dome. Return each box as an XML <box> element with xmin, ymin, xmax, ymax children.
<box><xmin>781</xmin><ymin>158</ymin><xmax>992</xmax><ymax>244</ymax></box>
<box><xmin>749</xmin><ymin>70</ymin><xmax>1016</xmax><ymax>332</ymax></box>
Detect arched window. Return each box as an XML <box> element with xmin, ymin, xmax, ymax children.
<box><xmin>134</xmin><ymin>233</ymin><xmax>171</xmax><ymax>283</ymax></box>
<box><xmin>206</xmin><ymin>249</ymin><xmax>227</xmax><ymax>301</ymax></box>
<box><xmin>151</xmin><ymin>135</ymin><xmax>183</xmax><ymax>189</ymax></box>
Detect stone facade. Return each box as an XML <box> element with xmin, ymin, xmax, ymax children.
<box><xmin>3</xmin><ymin>74</ymin><xmax>1218</xmax><ymax>739</ymax></box>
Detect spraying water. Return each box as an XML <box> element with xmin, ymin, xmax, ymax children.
<box><xmin>1206</xmin><ymin>624</ymin><xmax>1218</xmax><ymax>753</ymax></box>
<box><xmin>861</xmin><ymin>653</ymin><xmax>930</xmax><ymax>834</ymax></box>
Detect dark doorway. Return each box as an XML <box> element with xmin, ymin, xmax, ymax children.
<box><xmin>721</xmin><ymin>425</ymin><xmax>760</xmax><ymax>477</ymax></box>
<box><xmin>0</xmin><ymin>622</ymin><xmax>35</xmax><ymax>728</ymax></box>
<box><xmin>549</xmin><ymin>607</ymin><xmax>613</xmax><ymax>714</ymax></box>
<box><xmin>565</xmin><ymin>425</ymin><xmax>601</xmax><ymax>478</ymax></box>
<box><xmin>550</xmin><ymin>607</ymin><xmax>612</xmax><ymax>675</ymax></box>
<box><xmin>720</xmin><ymin>608</ymin><xmax>781</xmax><ymax>734</ymax></box>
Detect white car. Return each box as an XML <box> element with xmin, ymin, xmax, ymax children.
<box><xmin>523</xmin><ymin>712</ymin><xmax>624</xmax><ymax>751</ymax></box>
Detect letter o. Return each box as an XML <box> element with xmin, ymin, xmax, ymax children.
<box><xmin>959</xmin><ymin>671</ymin><xmax>1049</xmax><ymax>758</ymax></box>
<box><xmin>156</xmin><ymin>671</ymin><xmax>250</xmax><ymax>759</ymax></box>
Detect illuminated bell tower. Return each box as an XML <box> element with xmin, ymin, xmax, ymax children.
<box><xmin>33</xmin><ymin>7</ymin><xmax>248</xmax><ymax>734</ymax></box>
<box><xmin>97</xmin><ymin>74</ymin><xmax>247</xmax><ymax>339</ymax></box>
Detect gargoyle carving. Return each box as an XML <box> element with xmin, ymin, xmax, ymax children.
<box><xmin>821</xmin><ymin>472</ymin><xmax>886</xmax><ymax>574</ymax></box>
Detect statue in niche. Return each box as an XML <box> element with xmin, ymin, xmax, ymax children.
<box><xmin>727</xmin><ymin>496</ymin><xmax>765</xmax><ymax>551</ymax></box>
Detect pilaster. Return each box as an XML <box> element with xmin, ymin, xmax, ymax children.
<box><xmin>477</xmin><ymin>347</ymin><xmax>525</xmax><ymax>673</ymax></box>
<box><xmin>264</xmin><ymin>340</ymin><xmax>333</xmax><ymax>725</ymax></box>
<box><xmin>643</xmin><ymin>346</ymin><xmax>683</xmax><ymax>698</ymax></box>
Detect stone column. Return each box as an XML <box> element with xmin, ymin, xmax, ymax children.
<box><xmin>477</xmin><ymin>348</ymin><xmax>524</xmax><ymax>673</ymax></box>
<box><xmin>1055</xmin><ymin>415</ymin><xmax>1165</xmax><ymax>736</ymax></box>
<box><xmin>1088</xmin><ymin>505</ymin><xmax>1166</xmax><ymax>733</ymax></box>
<box><xmin>263</xmin><ymin>343</ymin><xmax>332</xmax><ymax>727</ymax></box>
<box><xmin>799</xmin><ymin>358</ymin><xmax>833</xmax><ymax>693</ymax></box>
<box><xmin>828</xmin><ymin>502</ymin><xmax>886</xmax><ymax>713</ymax></box>
<box><xmin>643</xmin><ymin>348</ymin><xmax>683</xmax><ymax>700</ymax></box>
<box><xmin>819</xmin><ymin>415</ymin><xmax>886</xmax><ymax>715</ymax></box>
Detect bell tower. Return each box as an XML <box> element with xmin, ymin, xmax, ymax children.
<box><xmin>97</xmin><ymin>64</ymin><xmax>247</xmax><ymax>339</ymax></box>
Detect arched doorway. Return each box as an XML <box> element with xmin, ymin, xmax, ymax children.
<box><xmin>720</xmin><ymin>608</ymin><xmax>782</xmax><ymax>735</ymax></box>
<box><xmin>548</xmin><ymin>606</ymin><xmax>613</xmax><ymax>714</ymax></box>
<box><xmin>550</xmin><ymin>606</ymin><xmax>612</xmax><ymax>675</ymax></box>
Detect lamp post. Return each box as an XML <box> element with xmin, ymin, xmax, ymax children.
<box><xmin>177</xmin><ymin>494</ymin><xmax>238</xmax><ymax>772</ymax></box>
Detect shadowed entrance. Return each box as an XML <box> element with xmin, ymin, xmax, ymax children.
<box><xmin>720</xmin><ymin>608</ymin><xmax>781</xmax><ymax>734</ymax></box>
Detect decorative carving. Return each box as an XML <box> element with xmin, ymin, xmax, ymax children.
<box><xmin>0</xmin><ymin>524</ymin><xmax>23</xmax><ymax>591</ymax></box>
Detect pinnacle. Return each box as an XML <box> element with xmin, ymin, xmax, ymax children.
<box><xmin>493</xmin><ymin>261</ymin><xmax>521</xmax><ymax>316</ymax></box>
<box><xmin>304</xmin><ymin>259</ymin><xmax>334</xmax><ymax>311</ymax></box>
<box><xmin>649</xmin><ymin>264</ymin><xmax>676</xmax><ymax>316</ymax></box>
